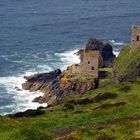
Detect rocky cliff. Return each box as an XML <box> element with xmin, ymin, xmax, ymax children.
<box><xmin>22</xmin><ymin>67</ymin><xmax>96</xmax><ymax>105</ymax></box>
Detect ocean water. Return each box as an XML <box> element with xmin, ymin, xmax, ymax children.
<box><xmin>0</xmin><ymin>0</ymin><xmax>140</xmax><ymax>115</ymax></box>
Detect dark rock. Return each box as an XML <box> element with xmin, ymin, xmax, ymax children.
<box><xmin>118</xmin><ymin>85</ymin><xmax>131</xmax><ymax>92</ymax></box>
<box><xmin>63</xmin><ymin>103</ymin><xmax>74</xmax><ymax>111</ymax></box>
<box><xmin>74</xmin><ymin>110</ymin><xmax>83</xmax><ymax>114</ymax></box>
<box><xmin>99</xmin><ymin>71</ymin><xmax>111</xmax><ymax>79</ymax></box>
<box><xmin>22</xmin><ymin>69</ymin><xmax>61</xmax><ymax>91</ymax></box>
<box><xmin>77</xmin><ymin>37</ymin><xmax>116</xmax><ymax>68</ymax></box>
<box><xmin>32</xmin><ymin>96</ymin><xmax>43</xmax><ymax>102</ymax></box>
<box><xmin>66</xmin><ymin>98</ymin><xmax>93</xmax><ymax>106</ymax></box>
<box><xmin>8</xmin><ymin>109</ymin><xmax>45</xmax><ymax>118</ymax></box>
<box><xmin>15</xmin><ymin>86</ymin><xmax>22</xmax><ymax>91</ymax></box>
<box><xmin>93</xmin><ymin>92</ymin><xmax>117</xmax><ymax>102</ymax></box>
<box><xmin>22</xmin><ymin>82</ymin><xmax>33</xmax><ymax>90</ymax></box>
<box><xmin>37</xmin><ymin>106</ymin><xmax>48</xmax><ymax>110</ymax></box>
<box><xmin>37</xmin><ymin>106</ymin><xmax>45</xmax><ymax>110</ymax></box>
<box><xmin>94</xmin><ymin>78</ymin><xmax>99</xmax><ymax>89</ymax></box>
<box><xmin>93</xmin><ymin>102</ymin><xmax>126</xmax><ymax>110</ymax></box>
<box><xmin>63</xmin><ymin>92</ymin><xmax>117</xmax><ymax>108</ymax></box>
<box><xmin>86</xmin><ymin>38</ymin><xmax>115</xmax><ymax>60</ymax></box>
<box><xmin>52</xmin><ymin>128</ymin><xmax>75</xmax><ymax>137</ymax></box>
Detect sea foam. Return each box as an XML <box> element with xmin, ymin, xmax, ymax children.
<box><xmin>109</xmin><ymin>40</ymin><xmax>124</xmax><ymax>56</ymax></box>
<box><xmin>0</xmin><ymin>71</ymin><xmax>47</xmax><ymax>115</ymax></box>
<box><xmin>55</xmin><ymin>49</ymin><xmax>80</xmax><ymax>70</ymax></box>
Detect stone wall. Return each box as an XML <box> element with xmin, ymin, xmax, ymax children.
<box><xmin>82</xmin><ymin>51</ymin><xmax>99</xmax><ymax>77</ymax></box>
<box><xmin>72</xmin><ymin>64</ymin><xmax>82</xmax><ymax>74</ymax></box>
<box><xmin>72</xmin><ymin>50</ymin><xmax>99</xmax><ymax>78</ymax></box>
<box><xmin>131</xmin><ymin>25</ymin><xmax>140</xmax><ymax>51</ymax></box>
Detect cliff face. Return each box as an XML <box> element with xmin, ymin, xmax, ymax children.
<box><xmin>111</xmin><ymin>45</ymin><xmax>140</xmax><ymax>83</ymax></box>
<box><xmin>77</xmin><ymin>37</ymin><xmax>116</xmax><ymax>68</ymax></box>
<box><xmin>22</xmin><ymin>67</ymin><xmax>96</xmax><ymax>105</ymax></box>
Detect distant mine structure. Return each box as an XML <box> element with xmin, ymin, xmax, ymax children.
<box><xmin>72</xmin><ymin>45</ymin><xmax>100</xmax><ymax>77</ymax></box>
<box><xmin>72</xmin><ymin>38</ymin><xmax>116</xmax><ymax>78</ymax></box>
<box><xmin>131</xmin><ymin>25</ymin><xmax>140</xmax><ymax>51</ymax></box>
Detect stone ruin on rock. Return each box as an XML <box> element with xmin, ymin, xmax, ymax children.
<box><xmin>72</xmin><ymin>37</ymin><xmax>116</xmax><ymax>78</ymax></box>
<box><xmin>72</xmin><ymin>44</ymin><xmax>100</xmax><ymax>78</ymax></box>
<box><xmin>131</xmin><ymin>25</ymin><xmax>140</xmax><ymax>51</ymax></box>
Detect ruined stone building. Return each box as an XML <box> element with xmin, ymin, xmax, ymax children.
<box><xmin>72</xmin><ymin>44</ymin><xmax>100</xmax><ymax>78</ymax></box>
<box><xmin>72</xmin><ymin>37</ymin><xmax>116</xmax><ymax>78</ymax></box>
<box><xmin>131</xmin><ymin>25</ymin><xmax>140</xmax><ymax>51</ymax></box>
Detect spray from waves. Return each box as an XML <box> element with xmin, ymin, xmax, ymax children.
<box><xmin>0</xmin><ymin>71</ymin><xmax>47</xmax><ymax>115</ymax></box>
<box><xmin>109</xmin><ymin>40</ymin><xmax>124</xmax><ymax>46</ymax></box>
<box><xmin>55</xmin><ymin>40</ymin><xmax>124</xmax><ymax>68</ymax></box>
<box><xmin>0</xmin><ymin>49</ymin><xmax>80</xmax><ymax>115</ymax></box>
<box><xmin>109</xmin><ymin>40</ymin><xmax>124</xmax><ymax>56</ymax></box>
<box><xmin>55</xmin><ymin>49</ymin><xmax>80</xmax><ymax>70</ymax></box>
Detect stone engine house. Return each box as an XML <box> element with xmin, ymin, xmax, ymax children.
<box><xmin>72</xmin><ymin>44</ymin><xmax>99</xmax><ymax>78</ymax></box>
<box><xmin>131</xmin><ymin>25</ymin><xmax>140</xmax><ymax>51</ymax></box>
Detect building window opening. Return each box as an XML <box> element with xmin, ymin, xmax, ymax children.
<box><xmin>137</xmin><ymin>36</ymin><xmax>140</xmax><ymax>41</ymax></box>
<box><xmin>88</xmin><ymin>61</ymin><xmax>90</xmax><ymax>64</ymax></box>
<box><xmin>92</xmin><ymin>67</ymin><xmax>94</xmax><ymax>70</ymax></box>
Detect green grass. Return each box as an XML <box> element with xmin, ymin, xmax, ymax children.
<box><xmin>99</xmin><ymin>68</ymin><xmax>112</xmax><ymax>73</ymax></box>
<box><xmin>0</xmin><ymin>82</ymin><xmax>140</xmax><ymax>139</ymax></box>
<box><xmin>114</xmin><ymin>45</ymin><xmax>140</xmax><ymax>81</ymax></box>
<box><xmin>71</xmin><ymin>72</ymin><xmax>96</xmax><ymax>81</ymax></box>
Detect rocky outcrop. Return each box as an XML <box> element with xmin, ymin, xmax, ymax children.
<box><xmin>8</xmin><ymin>109</ymin><xmax>45</xmax><ymax>118</ymax></box>
<box><xmin>22</xmin><ymin>68</ymin><xmax>96</xmax><ymax>105</ymax></box>
<box><xmin>22</xmin><ymin>69</ymin><xmax>62</xmax><ymax>91</ymax></box>
<box><xmin>77</xmin><ymin>37</ymin><xmax>116</xmax><ymax>67</ymax></box>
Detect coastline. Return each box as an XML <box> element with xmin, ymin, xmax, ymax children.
<box><xmin>0</xmin><ymin>40</ymin><xmax>123</xmax><ymax>116</ymax></box>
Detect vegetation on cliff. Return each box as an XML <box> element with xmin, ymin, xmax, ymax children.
<box><xmin>112</xmin><ymin>45</ymin><xmax>140</xmax><ymax>83</ymax></box>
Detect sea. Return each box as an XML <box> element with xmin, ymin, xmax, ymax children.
<box><xmin>0</xmin><ymin>0</ymin><xmax>140</xmax><ymax>115</ymax></box>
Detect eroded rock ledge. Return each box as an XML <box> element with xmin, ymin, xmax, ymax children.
<box><xmin>22</xmin><ymin>67</ymin><xmax>97</xmax><ymax>105</ymax></box>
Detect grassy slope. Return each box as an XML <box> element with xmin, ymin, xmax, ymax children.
<box><xmin>114</xmin><ymin>45</ymin><xmax>140</xmax><ymax>81</ymax></box>
<box><xmin>0</xmin><ymin>82</ymin><xmax>140</xmax><ymax>140</ymax></box>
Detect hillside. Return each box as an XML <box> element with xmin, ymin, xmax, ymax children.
<box><xmin>1</xmin><ymin>82</ymin><xmax>140</xmax><ymax>140</ymax></box>
<box><xmin>112</xmin><ymin>45</ymin><xmax>140</xmax><ymax>83</ymax></box>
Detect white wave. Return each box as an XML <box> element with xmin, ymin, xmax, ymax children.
<box><xmin>0</xmin><ymin>71</ymin><xmax>47</xmax><ymax>116</ymax></box>
<box><xmin>37</xmin><ymin>65</ymin><xmax>53</xmax><ymax>73</ymax></box>
<box><xmin>55</xmin><ymin>49</ymin><xmax>80</xmax><ymax>70</ymax></box>
<box><xmin>109</xmin><ymin>40</ymin><xmax>124</xmax><ymax>57</ymax></box>
<box><xmin>109</xmin><ymin>40</ymin><xmax>124</xmax><ymax>46</ymax></box>
<box><xmin>113</xmin><ymin>51</ymin><xmax>120</xmax><ymax>57</ymax></box>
